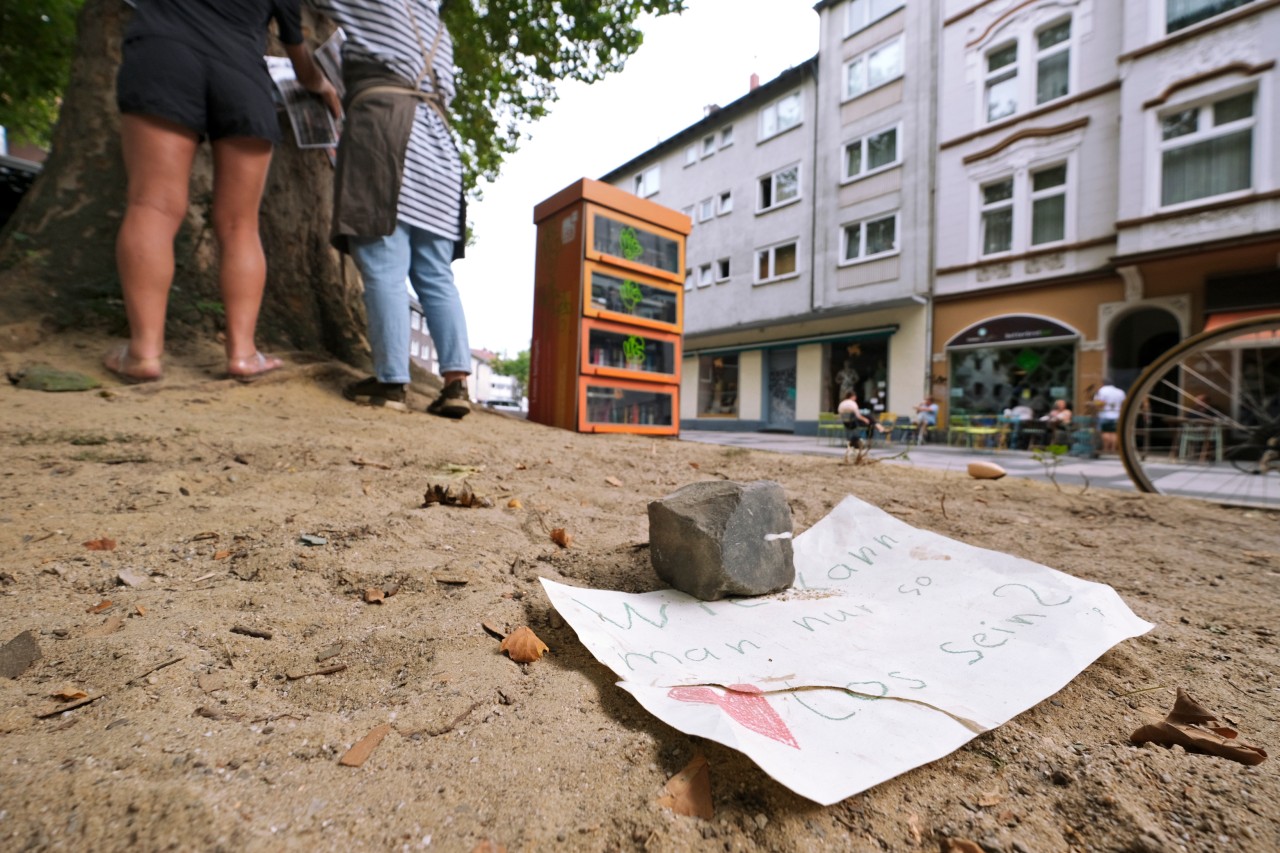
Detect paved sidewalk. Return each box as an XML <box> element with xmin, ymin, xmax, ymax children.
<box><xmin>678</xmin><ymin>430</ymin><xmax>1136</xmax><ymax>493</ymax></box>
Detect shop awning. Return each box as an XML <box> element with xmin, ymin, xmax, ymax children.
<box><xmin>686</xmin><ymin>325</ymin><xmax>897</xmax><ymax>358</ymax></box>
<box><xmin>1203</xmin><ymin>310</ymin><xmax>1280</xmax><ymax>344</ymax></box>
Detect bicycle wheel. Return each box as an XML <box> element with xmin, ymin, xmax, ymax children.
<box><xmin>1118</xmin><ymin>314</ymin><xmax>1280</xmax><ymax>509</ymax></box>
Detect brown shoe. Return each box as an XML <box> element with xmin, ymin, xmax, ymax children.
<box><xmin>427</xmin><ymin>379</ymin><xmax>471</xmax><ymax>419</ymax></box>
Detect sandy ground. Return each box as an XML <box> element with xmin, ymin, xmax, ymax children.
<box><xmin>2</xmin><ymin>333</ymin><xmax>1279</xmax><ymax>853</ymax></box>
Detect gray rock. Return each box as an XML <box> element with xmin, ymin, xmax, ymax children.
<box><xmin>0</xmin><ymin>629</ymin><xmax>42</xmax><ymax>679</ymax></box>
<box><xmin>648</xmin><ymin>480</ymin><xmax>794</xmax><ymax>601</ymax></box>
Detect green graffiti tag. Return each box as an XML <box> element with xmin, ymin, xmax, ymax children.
<box><xmin>618</xmin><ymin>226</ymin><xmax>643</xmax><ymax>261</ymax></box>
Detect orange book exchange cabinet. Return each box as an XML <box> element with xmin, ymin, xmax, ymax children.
<box><xmin>528</xmin><ymin>179</ymin><xmax>691</xmax><ymax>435</ymax></box>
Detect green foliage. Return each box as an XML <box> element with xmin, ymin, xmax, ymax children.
<box><xmin>489</xmin><ymin>348</ymin><xmax>530</xmax><ymax>395</ymax></box>
<box><xmin>0</xmin><ymin>0</ymin><xmax>82</xmax><ymax>147</ymax></box>
<box><xmin>1031</xmin><ymin>444</ymin><xmax>1069</xmax><ymax>492</ymax></box>
<box><xmin>443</xmin><ymin>0</ymin><xmax>686</xmax><ymax>189</ymax></box>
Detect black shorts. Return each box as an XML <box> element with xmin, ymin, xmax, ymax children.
<box><xmin>117</xmin><ymin>37</ymin><xmax>282</xmax><ymax>143</ymax></box>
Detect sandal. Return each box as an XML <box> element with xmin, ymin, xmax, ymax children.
<box><xmin>227</xmin><ymin>352</ymin><xmax>284</xmax><ymax>383</ymax></box>
<box><xmin>103</xmin><ymin>343</ymin><xmax>162</xmax><ymax>384</ymax></box>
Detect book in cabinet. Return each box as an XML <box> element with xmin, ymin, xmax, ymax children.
<box><xmin>528</xmin><ymin>179</ymin><xmax>691</xmax><ymax>435</ymax></box>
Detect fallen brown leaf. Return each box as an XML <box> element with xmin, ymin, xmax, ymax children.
<box><xmin>1131</xmin><ymin>688</ymin><xmax>1267</xmax><ymax>765</ymax></box>
<box><xmin>86</xmin><ymin>600</ymin><xmax>113</xmax><ymax>614</ymax></box>
<box><xmin>339</xmin><ymin>723</ymin><xmax>392</xmax><ymax>767</ymax></box>
<box><xmin>213</xmin><ymin>550</ymin><xmax>231</xmax><ymax>560</ymax></box>
<box><xmin>688</xmin><ymin>461</ymin><xmax>700</xmax><ymax>469</ymax></box>
<box><xmin>499</xmin><ymin>626</ymin><xmax>549</xmax><ymax>663</ymax></box>
<box><xmin>550</xmin><ymin>528</ymin><xmax>572</xmax><ymax>548</ymax></box>
<box><xmin>51</xmin><ymin>687</ymin><xmax>88</xmax><ymax>702</ymax></box>
<box><xmin>83</xmin><ymin>538</ymin><xmax>116</xmax><ymax>551</ymax></box>
<box><xmin>135</xmin><ymin>605</ymin><xmax>146</xmax><ymax>617</ymax></box>
<box><xmin>363</xmin><ymin>588</ymin><xmax>385</xmax><ymax>604</ymax></box>
<box><xmin>657</xmin><ymin>754</ymin><xmax>713</xmax><ymax>819</ymax></box>
<box><xmin>422</xmin><ymin>482</ymin><xmax>494</xmax><ymax>508</ymax></box>
<box><xmin>83</xmin><ymin>613</ymin><xmax>126</xmax><ymax>638</ymax></box>
<box><xmin>507</xmin><ymin>497</ymin><xmax>523</xmax><ymax>509</ymax></box>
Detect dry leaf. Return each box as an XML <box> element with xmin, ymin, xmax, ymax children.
<box><xmin>86</xmin><ymin>600</ymin><xmax>114</xmax><ymax>614</ymax></box>
<box><xmin>135</xmin><ymin>605</ymin><xmax>147</xmax><ymax>616</ymax></box>
<box><xmin>499</xmin><ymin>626</ymin><xmax>549</xmax><ymax>663</ymax></box>
<box><xmin>83</xmin><ymin>538</ymin><xmax>116</xmax><ymax>551</ymax></box>
<box><xmin>363</xmin><ymin>588</ymin><xmax>385</xmax><ymax>604</ymax></box>
<box><xmin>213</xmin><ymin>550</ymin><xmax>231</xmax><ymax>560</ymax></box>
<box><xmin>83</xmin><ymin>613</ymin><xmax>126</xmax><ymax>638</ymax></box>
<box><xmin>550</xmin><ymin>528</ymin><xmax>572</xmax><ymax>548</ymax></box>
<box><xmin>657</xmin><ymin>753</ymin><xmax>714</xmax><ymax>819</ymax></box>
<box><xmin>481</xmin><ymin>620</ymin><xmax>506</xmax><ymax>640</ymax></box>
<box><xmin>422</xmin><ymin>482</ymin><xmax>494</xmax><ymax>509</ymax></box>
<box><xmin>507</xmin><ymin>498</ymin><xmax>523</xmax><ymax>509</ymax></box>
<box><xmin>604</xmin><ymin>475</ymin><xmax>623</xmax><ymax>487</ymax></box>
<box><xmin>688</xmin><ymin>462</ymin><xmax>701</xmax><ymax>469</ymax></box>
<box><xmin>338</xmin><ymin>723</ymin><xmax>392</xmax><ymax>767</ymax></box>
<box><xmin>1131</xmin><ymin>688</ymin><xmax>1268</xmax><ymax>765</ymax></box>
<box><xmin>51</xmin><ymin>687</ymin><xmax>88</xmax><ymax>702</ymax></box>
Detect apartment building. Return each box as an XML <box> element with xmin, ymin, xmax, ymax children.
<box><xmin>600</xmin><ymin>0</ymin><xmax>938</xmax><ymax>434</ymax></box>
<box><xmin>598</xmin><ymin>0</ymin><xmax>1278</xmax><ymax>432</ymax></box>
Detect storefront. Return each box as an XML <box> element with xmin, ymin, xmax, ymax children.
<box><xmin>945</xmin><ymin>315</ymin><xmax>1080</xmax><ymax>417</ymax></box>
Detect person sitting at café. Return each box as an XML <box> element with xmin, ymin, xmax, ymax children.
<box><xmin>837</xmin><ymin>391</ymin><xmax>883</xmax><ymax>463</ymax></box>
<box><xmin>912</xmin><ymin>395</ymin><xmax>938</xmax><ymax>444</ymax></box>
<box><xmin>1041</xmin><ymin>399</ymin><xmax>1073</xmax><ymax>444</ymax></box>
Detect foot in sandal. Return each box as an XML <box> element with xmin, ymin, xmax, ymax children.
<box><xmin>227</xmin><ymin>352</ymin><xmax>283</xmax><ymax>383</ymax></box>
<box><xmin>103</xmin><ymin>343</ymin><xmax>163</xmax><ymax>384</ymax></box>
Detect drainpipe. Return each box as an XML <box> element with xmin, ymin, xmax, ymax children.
<box><xmin>808</xmin><ymin>59</ymin><xmax>820</xmax><ymax>317</ymax></box>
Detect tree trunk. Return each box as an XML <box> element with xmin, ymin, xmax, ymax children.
<box><xmin>0</xmin><ymin>0</ymin><xmax>368</xmax><ymax>365</ymax></box>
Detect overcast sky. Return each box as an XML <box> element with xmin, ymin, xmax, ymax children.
<box><xmin>451</xmin><ymin>0</ymin><xmax>820</xmax><ymax>357</ymax></box>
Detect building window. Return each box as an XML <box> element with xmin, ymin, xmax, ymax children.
<box><xmin>702</xmin><ymin>135</ymin><xmax>716</xmax><ymax>157</ymax></box>
<box><xmin>980</xmin><ymin>177</ymin><xmax>1014</xmax><ymax>255</ymax></box>
<box><xmin>755</xmin><ymin>241</ymin><xmax>798</xmax><ymax>283</ymax></box>
<box><xmin>697</xmin><ymin>263</ymin><xmax>713</xmax><ymax>288</ymax></box>
<box><xmin>411</xmin><ymin>340</ymin><xmax>420</xmax><ymax>357</ymax></box>
<box><xmin>633</xmin><ymin>165</ymin><xmax>660</xmax><ymax>197</ymax></box>
<box><xmin>984</xmin><ymin>18</ymin><xmax>1072</xmax><ymax>123</ymax></box>
<box><xmin>1167</xmin><ymin>0</ymin><xmax>1255</xmax><ymax>33</ymax></box>
<box><xmin>842</xmin><ymin>124</ymin><xmax>900</xmax><ymax>180</ymax></box>
<box><xmin>1035</xmin><ymin>19</ymin><xmax>1071</xmax><ymax>106</ymax></box>
<box><xmin>684</xmin><ymin>269</ymin><xmax>693</xmax><ymax>291</ymax></box>
<box><xmin>411</xmin><ymin>313</ymin><xmax>421</xmax><ymax>331</ymax></box>
<box><xmin>759</xmin><ymin>91</ymin><xmax>801</xmax><ymax>140</ymax></box>
<box><xmin>698</xmin><ymin>198</ymin><xmax>715</xmax><ymax>222</ymax></box>
<box><xmin>718</xmin><ymin>190</ymin><xmax>733</xmax><ymax>215</ymax></box>
<box><xmin>1160</xmin><ymin>90</ymin><xmax>1254</xmax><ymax>206</ymax></box>
<box><xmin>844</xmin><ymin>36</ymin><xmax>904</xmax><ymax>101</ymax></box>
<box><xmin>841</xmin><ymin>212</ymin><xmax>899</xmax><ymax>263</ymax></box>
<box><xmin>759</xmin><ymin>164</ymin><xmax>800</xmax><ymax>212</ymax></box>
<box><xmin>716</xmin><ymin>258</ymin><xmax>731</xmax><ymax>281</ymax></box>
<box><xmin>720</xmin><ymin>125</ymin><xmax>734</xmax><ymax>147</ymax></box>
<box><xmin>698</xmin><ymin>354</ymin><xmax>739</xmax><ymax>416</ymax></box>
<box><xmin>684</xmin><ymin>145</ymin><xmax>698</xmax><ymax>166</ymax></box>
<box><xmin>846</xmin><ymin>0</ymin><xmax>904</xmax><ymax>35</ymax></box>
<box><xmin>1030</xmin><ymin>164</ymin><xmax>1067</xmax><ymax>245</ymax></box>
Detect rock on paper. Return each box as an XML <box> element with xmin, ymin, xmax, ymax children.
<box><xmin>542</xmin><ymin>495</ymin><xmax>1153</xmax><ymax>805</ymax></box>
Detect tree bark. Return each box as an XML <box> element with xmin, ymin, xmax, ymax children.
<box><xmin>0</xmin><ymin>0</ymin><xmax>368</xmax><ymax>365</ymax></box>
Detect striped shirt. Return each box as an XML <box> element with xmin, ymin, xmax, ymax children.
<box><xmin>307</xmin><ymin>0</ymin><xmax>462</xmax><ymax>241</ymax></box>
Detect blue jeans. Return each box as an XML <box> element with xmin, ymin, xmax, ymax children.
<box><xmin>351</xmin><ymin>222</ymin><xmax>470</xmax><ymax>384</ymax></box>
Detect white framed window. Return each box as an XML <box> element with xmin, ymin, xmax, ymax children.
<box><xmin>718</xmin><ymin>190</ymin><xmax>733</xmax><ymax>215</ymax></box>
<box><xmin>759</xmin><ymin>91</ymin><xmax>802</xmax><ymax>140</ymax></box>
<box><xmin>684</xmin><ymin>145</ymin><xmax>698</xmax><ymax>166</ymax></box>
<box><xmin>983</xmin><ymin>17</ymin><xmax>1072</xmax><ymax>123</ymax></box>
<box><xmin>980</xmin><ymin>177</ymin><xmax>1015</xmax><ymax>255</ymax></box>
<box><xmin>842</xmin><ymin>124</ymin><xmax>901</xmax><ymax>181</ymax></box>
<box><xmin>844</xmin><ymin>35</ymin><xmax>903</xmax><ymax>101</ymax></box>
<box><xmin>758</xmin><ymin>163</ymin><xmax>801</xmax><ymax>212</ymax></box>
<box><xmin>846</xmin><ymin>0</ymin><xmax>905</xmax><ymax>35</ymax></box>
<box><xmin>1030</xmin><ymin>164</ymin><xmax>1067</xmax><ymax>245</ymax></box>
<box><xmin>633</xmin><ymin>165</ymin><xmax>660</xmax><ymax>197</ymax></box>
<box><xmin>698</xmin><ymin>198</ymin><xmax>715</xmax><ymax>222</ymax></box>
<box><xmin>720</xmin><ymin>125</ymin><xmax>734</xmax><ymax>147</ymax></box>
<box><xmin>701</xmin><ymin>135</ymin><xmax>716</xmax><ymax>157</ymax></box>
<box><xmin>681</xmin><ymin>205</ymin><xmax>695</xmax><ymax>229</ymax></box>
<box><xmin>841</xmin><ymin>212</ymin><xmax>899</xmax><ymax>264</ymax></box>
<box><xmin>716</xmin><ymin>258</ymin><xmax>731</xmax><ymax>281</ymax></box>
<box><xmin>755</xmin><ymin>240</ymin><xmax>799</xmax><ymax>284</ymax></box>
<box><xmin>697</xmin><ymin>263</ymin><xmax>713</xmax><ymax>288</ymax></box>
<box><xmin>976</xmin><ymin>162</ymin><xmax>1072</xmax><ymax>256</ymax></box>
<box><xmin>411</xmin><ymin>313</ymin><xmax>421</xmax><ymax>331</ymax></box>
<box><xmin>411</xmin><ymin>340</ymin><xmax>420</xmax><ymax>357</ymax></box>
<box><xmin>1167</xmin><ymin>0</ymin><xmax>1255</xmax><ymax>34</ymax></box>
<box><xmin>1159</xmin><ymin>89</ymin><xmax>1254</xmax><ymax>207</ymax></box>
<box><xmin>684</xmin><ymin>269</ymin><xmax>694</xmax><ymax>291</ymax></box>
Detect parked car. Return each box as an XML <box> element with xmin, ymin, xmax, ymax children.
<box><xmin>484</xmin><ymin>400</ymin><xmax>526</xmax><ymax>417</ymax></box>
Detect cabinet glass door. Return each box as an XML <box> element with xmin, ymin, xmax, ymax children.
<box><xmin>584</xmin><ymin>263</ymin><xmax>681</xmax><ymax>332</ymax></box>
<box><xmin>582</xmin><ymin>321</ymin><xmax>679</xmax><ymax>383</ymax></box>
<box><xmin>579</xmin><ymin>379</ymin><xmax>677</xmax><ymax>434</ymax></box>
<box><xmin>585</xmin><ymin>205</ymin><xmax>683</xmax><ymax>281</ymax></box>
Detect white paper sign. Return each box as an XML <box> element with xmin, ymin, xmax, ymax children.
<box><xmin>542</xmin><ymin>495</ymin><xmax>1153</xmax><ymax>805</ymax></box>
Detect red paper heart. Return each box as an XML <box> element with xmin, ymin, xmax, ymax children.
<box><xmin>668</xmin><ymin>683</ymin><xmax>800</xmax><ymax>749</ymax></box>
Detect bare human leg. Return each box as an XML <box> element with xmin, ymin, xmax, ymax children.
<box><xmin>109</xmin><ymin>113</ymin><xmax>199</xmax><ymax>381</ymax></box>
<box><xmin>210</xmin><ymin>135</ymin><xmax>281</xmax><ymax>379</ymax></box>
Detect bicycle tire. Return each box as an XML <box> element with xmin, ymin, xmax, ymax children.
<box><xmin>1118</xmin><ymin>313</ymin><xmax>1280</xmax><ymax>508</ymax></box>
